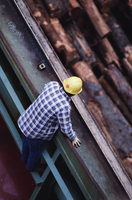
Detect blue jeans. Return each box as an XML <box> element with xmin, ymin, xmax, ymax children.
<box><xmin>21</xmin><ymin>134</ymin><xmax>45</xmax><ymax>171</ymax></box>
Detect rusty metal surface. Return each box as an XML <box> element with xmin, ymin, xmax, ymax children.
<box><xmin>0</xmin><ymin>0</ymin><xmax>131</xmax><ymax>199</ymax></box>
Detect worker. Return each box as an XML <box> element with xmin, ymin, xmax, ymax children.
<box><xmin>17</xmin><ymin>76</ymin><xmax>82</xmax><ymax>172</ymax></box>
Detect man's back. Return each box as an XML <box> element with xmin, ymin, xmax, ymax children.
<box><xmin>18</xmin><ymin>81</ymin><xmax>75</xmax><ymax>141</ymax></box>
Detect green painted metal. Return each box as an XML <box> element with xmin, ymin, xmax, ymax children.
<box><xmin>0</xmin><ymin>99</ymin><xmax>43</xmax><ymax>185</ymax></box>
<box><xmin>54</xmin><ymin>132</ymin><xmax>94</xmax><ymax>200</ymax></box>
<box><xmin>0</xmin><ymin>99</ymin><xmax>22</xmax><ymax>152</ymax></box>
<box><xmin>41</xmin><ymin>148</ymin><xmax>60</xmax><ymax>182</ymax></box>
<box><xmin>0</xmin><ymin>66</ymin><xmax>25</xmax><ymax>115</ymax></box>
<box><xmin>42</xmin><ymin>149</ymin><xmax>74</xmax><ymax>200</ymax></box>
<box><xmin>0</xmin><ymin>66</ymin><xmax>43</xmax><ymax>185</ymax></box>
<box><xmin>0</xmin><ymin>66</ymin><xmax>74</xmax><ymax>200</ymax></box>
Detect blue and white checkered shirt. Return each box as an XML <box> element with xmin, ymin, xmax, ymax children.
<box><xmin>18</xmin><ymin>81</ymin><xmax>76</xmax><ymax>141</ymax></box>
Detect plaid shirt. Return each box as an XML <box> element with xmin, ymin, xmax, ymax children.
<box><xmin>18</xmin><ymin>81</ymin><xmax>76</xmax><ymax>141</ymax></box>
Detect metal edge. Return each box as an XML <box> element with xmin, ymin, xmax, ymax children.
<box><xmin>55</xmin><ymin>132</ymin><xmax>107</xmax><ymax>200</ymax></box>
<box><xmin>0</xmin><ymin>31</ymin><xmax>38</xmax><ymax>101</ymax></box>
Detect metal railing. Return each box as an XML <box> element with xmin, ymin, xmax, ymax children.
<box><xmin>0</xmin><ymin>66</ymin><xmax>75</xmax><ymax>200</ymax></box>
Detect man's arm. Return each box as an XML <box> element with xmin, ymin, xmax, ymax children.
<box><xmin>57</xmin><ymin>108</ymin><xmax>81</xmax><ymax>148</ymax></box>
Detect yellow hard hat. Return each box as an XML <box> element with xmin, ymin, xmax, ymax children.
<box><xmin>63</xmin><ymin>76</ymin><xmax>82</xmax><ymax>94</ymax></box>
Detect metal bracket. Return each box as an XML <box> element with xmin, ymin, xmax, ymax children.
<box><xmin>37</xmin><ymin>63</ymin><xmax>46</xmax><ymax>70</ymax></box>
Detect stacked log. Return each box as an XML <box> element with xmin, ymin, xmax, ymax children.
<box><xmin>42</xmin><ymin>0</ymin><xmax>69</xmax><ymax>18</ymax></box>
<box><xmin>71</xmin><ymin>61</ymin><xmax>132</xmax><ymax>159</ymax></box>
<box><xmin>105</xmin><ymin>11</ymin><xmax>132</xmax><ymax>78</ymax></box>
<box><xmin>104</xmin><ymin>63</ymin><xmax>132</xmax><ymax>112</ymax></box>
<box><xmin>68</xmin><ymin>0</ymin><xmax>84</xmax><ymax>21</ymax></box>
<box><xmin>26</xmin><ymin>0</ymin><xmax>79</xmax><ymax>64</ymax></box>
<box><xmin>124</xmin><ymin>0</ymin><xmax>132</xmax><ymax>11</ymax></box>
<box><xmin>122</xmin><ymin>57</ymin><xmax>132</xmax><ymax>79</ymax></box>
<box><xmin>49</xmin><ymin>17</ymin><xmax>79</xmax><ymax>63</ymax></box>
<box><xmin>65</xmin><ymin>22</ymin><xmax>97</xmax><ymax>66</ymax></box>
<box><xmin>95</xmin><ymin>0</ymin><xmax>119</xmax><ymax>12</ymax></box>
<box><xmin>95</xmin><ymin>37</ymin><xmax>121</xmax><ymax>70</ymax></box>
<box><xmin>99</xmin><ymin>76</ymin><xmax>132</xmax><ymax>125</ymax></box>
<box><xmin>78</xmin><ymin>0</ymin><xmax>111</xmax><ymax>38</ymax></box>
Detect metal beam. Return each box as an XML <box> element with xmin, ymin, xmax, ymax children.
<box><xmin>0</xmin><ymin>66</ymin><xmax>74</xmax><ymax>200</ymax></box>
<box><xmin>0</xmin><ymin>66</ymin><xmax>25</xmax><ymax>115</ymax></box>
<box><xmin>42</xmin><ymin>148</ymin><xmax>74</xmax><ymax>200</ymax></box>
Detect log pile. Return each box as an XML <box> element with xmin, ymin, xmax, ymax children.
<box><xmin>25</xmin><ymin>0</ymin><xmax>132</xmax><ymax>180</ymax></box>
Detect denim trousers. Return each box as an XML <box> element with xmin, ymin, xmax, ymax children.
<box><xmin>21</xmin><ymin>133</ymin><xmax>45</xmax><ymax>171</ymax></box>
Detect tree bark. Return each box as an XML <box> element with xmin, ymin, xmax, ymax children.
<box><xmin>103</xmin><ymin>63</ymin><xmax>132</xmax><ymax>112</ymax></box>
<box><xmin>96</xmin><ymin>38</ymin><xmax>121</xmax><ymax>70</ymax></box>
<box><xmin>106</xmin><ymin>11</ymin><xmax>132</xmax><ymax>66</ymax></box>
<box><xmin>69</xmin><ymin>0</ymin><xmax>84</xmax><ymax>20</ymax></box>
<box><xmin>65</xmin><ymin>22</ymin><xmax>97</xmax><ymax>66</ymax></box>
<box><xmin>50</xmin><ymin>18</ymin><xmax>78</xmax><ymax>63</ymax></box>
<box><xmin>27</xmin><ymin>0</ymin><xmax>78</xmax><ymax>63</ymax></box>
<box><xmin>99</xmin><ymin>76</ymin><xmax>132</xmax><ymax>125</ymax></box>
<box><xmin>43</xmin><ymin>0</ymin><xmax>69</xmax><ymax>18</ymax></box>
<box><xmin>125</xmin><ymin>0</ymin><xmax>132</xmax><ymax>11</ymax></box>
<box><xmin>122</xmin><ymin>57</ymin><xmax>132</xmax><ymax>79</ymax></box>
<box><xmin>26</xmin><ymin>0</ymin><xmax>64</xmax><ymax>52</ymax></box>
<box><xmin>96</xmin><ymin>0</ymin><xmax>119</xmax><ymax>12</ymax></box>
<box><xmin>71</xmin><ymin>61</ymin><xmax>132</xmax><ymax>158</ymax></box>
<box><xmin>78</xmin><ymin>0</ymin><xmax>111</xmax><ymax>38</ymax></box>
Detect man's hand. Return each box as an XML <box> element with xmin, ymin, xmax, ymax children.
<box><xmin>72</xmin><ymin>136</ymin><xmax>81</xmax><ymax>148</ymax></box>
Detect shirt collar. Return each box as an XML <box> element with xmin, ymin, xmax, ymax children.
<box><xmin>60</xmin><ymin>87</ymin><xmax>71</xmax><ymax>102</ymax></box>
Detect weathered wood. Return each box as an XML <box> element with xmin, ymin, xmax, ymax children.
<box><xmin>71</xmin><ymin>61</ymin><xmax>112</xmax><ymax>144</ymax></box>
<box><xmin>71</xmin><ymin>61</ymin><xmax>132</xmax><ymax>159</ymax></box>
<box><xmin>96</xmin><ymin>0</ymin><xmax>119</xmax><ymax>12</ymax></box>
<box><xmin>99</xmin><ymin>76</ymin><xmax>132</xmax><ymax>125</ymax></box>
<box><xmin>125</xmin><ymin>0</ymin><xmax>132</xmax><ymax>11</ymax></box>
<box><xmin>122</xmin><ymin>157</ymin><xmax>132</xmax><ymax>180</ymax></box>
<box><xmin>65</xmin><ymin>22</ymin><xmax>97</xmax><ymax>66</ymax></box>
<box><xmin>68</xmin><ymin>0</ymin><xmax>84</xmax><ymax>20</ymax></box>
<box><xmin>78</xmin><ymin>0</ymin><xmax>111</xmax><ymax>38</ymax></box>
<box><xmin>103</xmin><ymin>63</ymin><xmax>132</xmax><ymax>112</ymax></box>
<box><xmin>106</xmin><ymin>12</ymin><xmax>132</xmax><ymax>65</ymax></box>
<box><xmin>122</xmin><ymin>57</ymin><xmax>132</xmax><ymax>79</ymax></box>
<box><xmin>27</xmin><ymin>0</ymin><xmax>78</xmax><ymax>63</ymax></box>
<box><xmin>43</xmin><ymin>0</ymin><xmax>61</xmax><ymax>18</ymax></box>
<box><xmin>43</xmin><ymin>0</ymin><xmax>69</xmax><ymax>18</ymax></box>
<box><xmin>50</xmin><ymin>18</ymin><xmax>78</xmax><ymax>63</ymax></box>
<box><xmin>26</xmin><ymin>0</ymin><xmax>64</xmax><ymax>52</ymax></box>
<box><xmin>94</xmin><ymin>57</ymin><xmax>107</xmax><ymax>75</ymax></box>
<box><xmin>96</xmin><ymin>38</ymin><xmax>121</xmax><ymax>70</ymax></box>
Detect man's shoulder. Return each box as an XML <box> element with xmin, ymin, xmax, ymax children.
<box><xmin>46</xmin><ymin>81</ymin><xmax>60</xmax><ymax>88</ymax></box>
<box><xmin>42</xmin><ymin>81</ymin><xmax>60</xmax><ymax>91</ymax></box>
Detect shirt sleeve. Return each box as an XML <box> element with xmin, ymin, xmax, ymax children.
<box><xmin>57</xmin><ymin>108</ymin><xmax>76</xmax><ymax>141</ymax></box>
